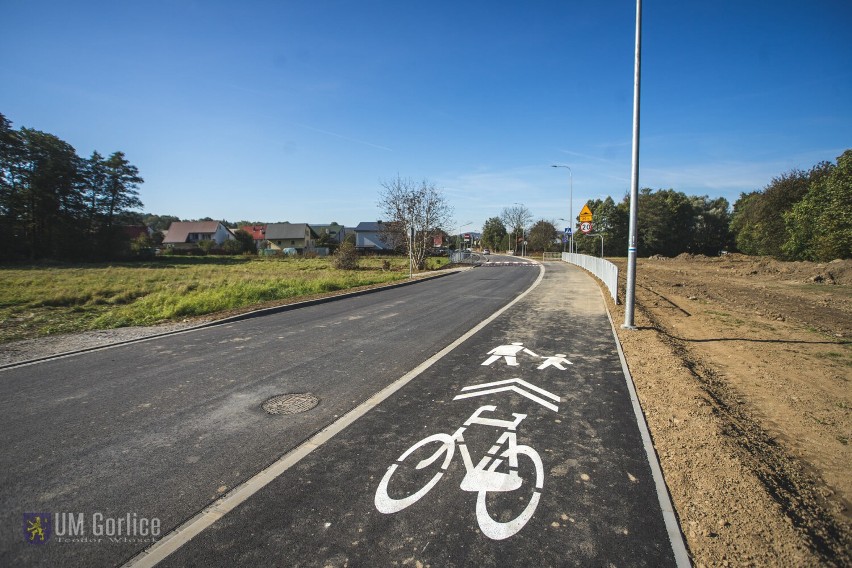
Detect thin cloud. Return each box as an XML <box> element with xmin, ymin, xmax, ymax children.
<box><xmin>294</xmin><ymin>122</ymin><xmax>392</xmax><ymax>152</ymax></box>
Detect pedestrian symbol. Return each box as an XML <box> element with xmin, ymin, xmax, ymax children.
<box><xmin>537</xmin><ymin>354</ymin><xmax>572</xmax><ymax>370</ymax></box>
<box><xmin>482</xmin><ymin>343</ymin><xmax>540</xmax><ymax>367</ymax></box>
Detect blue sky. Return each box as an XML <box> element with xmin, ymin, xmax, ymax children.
<box><xmin>2</xmin><ymin>1</ymin><xmax>850</xmax><ymax>234</ymax></box>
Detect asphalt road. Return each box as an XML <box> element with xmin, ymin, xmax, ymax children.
<box><xmin>2</xmin><ymin>256</ymin><xmax>542</xmax><ymax>567</ymax></box>
<box><xmin>151</xmin><ymin>260</ymin><xmax>686</xmax><ymax>567</ymax></box>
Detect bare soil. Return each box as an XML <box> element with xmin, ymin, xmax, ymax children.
<box><xmin>605</xmin><ymin>254</ymin><xmax>851</xmax><ymax>567</ymax></box>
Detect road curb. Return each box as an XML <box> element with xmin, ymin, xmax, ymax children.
<box><xmin>598</xmin><ymin>280</ymin><xmax>692</xmax><ymax>568</ymax></box>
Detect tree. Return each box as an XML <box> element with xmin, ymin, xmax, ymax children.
<box><xmin>730</xmin><ymin>168</ymin><xmax>815</xmax><ymax>257</ymax></box>
<box><xmin>143</xmin><ymin>214</ymin><xmax>181</xmax><ymax>233</ymax></box>
<box><xmin>315</xmin><ymin>231</ymin><xmax>335</xmax><ymax>249</ymax></box>
<box><xmin>575</xmin><ymin>197</ymin><xmax>628</xmax><ymax>256</ymax></box>
<box><xmin>18</xmin><ymin>127</ymin><xmax>84</xmax><ymax>259</ymax></box>
<box><xmin>498</xmin><ymin>232</ymin><xmax>512</xmax><ymax>252</ymax></box>
<box><xmin>481</xmin><ymin>217</ymin><xmax>507</xmax><ymax>251</ymax></box>
<box><xmin>232</xmin><ymin>228</ymin><xmax>257</xmax><ymax>253</ymax></box>
<box><xmin>377</xmin><ymin>220</ymin><xmax>406</xmax><ymax>253</ymax></box>
<box><xmin>500</xmin><ymin>204</ymin><xmax>533</xmax><ymax>254</ymax></box>
<box><xmin>0</xmin><ymin>113</ymin><xmax>146</xmax><ymax>260</ymax></box>
<box><xmin>81</xmin><ymin>150</ymin><xmax>107</xmax><ymax>235</ymax></box>
<box><xmin>221</xmin><ymin>238</ymin><xmax>245</xmax><ymax>254</ymax></box>
<box><xmin>527</xmin><ymin>219</ymin><xmax>558</xmax><ymax>252</ymax></box>
<box><xmin>377</xmin><ymin>176</ymin><xmax>453</xmax><ymax>270</ymax></box>
<box><xmin>783</xmin><ymin>150</ymin><xmax>851</xmax><ymax>260</ymax></box>
<box><xmin>636</xmin><ymin>188</ymin><xmax>694</xmax><ymax>257</ymax></box>
<box><xmin>689</xmin><ymin>196</ymin><xmax>732</xmax><ymax>255</ymax></box>
<box><xmin>101</xmin><ymin>151</ymin><xmax>143</xmax><ymax>230</ymax></box>
<box><xmin>0</xmin><ymin>113</ymin><xmax>27</xmax><ymax>259</ymax></box>
<box><xmin>130</xmin><ymin>232</ymin><xmax>155</xmax><ymax>256</ymax></box>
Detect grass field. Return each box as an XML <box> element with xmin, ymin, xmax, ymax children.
<box><xmin>0</xmin><ymin>255</ymin><xmax>449</xmax><ymax>343</ymax></box>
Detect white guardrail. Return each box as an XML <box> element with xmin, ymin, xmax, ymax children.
<box><xmin>561</xmin><ymin>253</ymin><xmax>619</xmax><ymax>304</ymax></box>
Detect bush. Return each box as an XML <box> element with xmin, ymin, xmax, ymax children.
<box><xmin>197</xmin><ymin>240</ymin><xmax>215</xmax><ymax>254</ymax></box>
<box><xmin>333</xmin><ymin>241</ymin><xmax>359</xmax><ymax>270</ymax></box>
<box><xmin>220</xmin><ymin>239</ymin><xmax>244</xmax><ymax>255</ymax></box>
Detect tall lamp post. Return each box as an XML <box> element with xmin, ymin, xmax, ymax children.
<box><xmin>551</xmin><ymin>165</ymin><xmax>573</xmax><ymax>253</ymax></box>
<box><xmin>623</xmin><ymin>0</ymin><xmax>642</xmax><ymax>330</ymax></box>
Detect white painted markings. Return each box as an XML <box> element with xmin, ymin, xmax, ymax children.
<box><xmin>482</xmin><ymin>342</ymin><xmax>539</xmax><ymax>366</ymax></box>
<box><xmin>375</xmin><ymin>405</ymin><xmax>545</xmax><ymax>540</ymax></box>
<box><xmin>375</xmin><ymin>340</ymin><xmax>567</xmax><ymax>539</ymax></box>
<box><xmin>454</xmin><ymin>378</ymin><xmax>560</xmax><ymax>413</ymax></box>
<box><xmin>481</xmin><ymin>341</ymin><xmax>572</xmax><ymax>370</ymax></box>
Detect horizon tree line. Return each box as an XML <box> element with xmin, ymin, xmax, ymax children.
<box><xmin>479</xmin><ymin>150</ymin><xmax>849</xmax><ymax>262</ymax></box>
<box><xmin>1</xmin><ymin>112</ymin><xmax>144</xmax><ymax>261</ymax></box>
<box><xmin>3</xmin><ymin>111</ymin><xmax>847</xmax><ymax>263</ymax></box>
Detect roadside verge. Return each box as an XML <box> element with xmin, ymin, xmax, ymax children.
<box><xmin>0</xmin><ymin>269</ymin><xmax>462</xmax><ymax>370</ymax></box>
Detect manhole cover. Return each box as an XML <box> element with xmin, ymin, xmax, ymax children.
<box><xmin>262</xmin><ymin>393</ymin><xmax>320</xmax><ymax>415</ymax></box>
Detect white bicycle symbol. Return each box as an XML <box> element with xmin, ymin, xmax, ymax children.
<box><xmin>374</xmin><ymin>405</ymin><xmax>544</xmax><ymax>540</ymax></box>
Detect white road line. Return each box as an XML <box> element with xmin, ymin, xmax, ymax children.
<box><xmin>122</xmin><ymin>263</ymin><xmax>546</xmax><ymax>567</ymax></box>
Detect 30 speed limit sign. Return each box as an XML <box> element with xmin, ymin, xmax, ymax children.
<box><xmin>580</xmin><ymin>221</ymin><xmax>593</xmax><ymax>234</ymax></box>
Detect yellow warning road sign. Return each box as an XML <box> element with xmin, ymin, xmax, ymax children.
<box><xmin>579</xmin><ymin>204</ymin><xmax>593</xmax><ymax>222</ymax></box>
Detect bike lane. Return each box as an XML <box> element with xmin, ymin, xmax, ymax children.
<box><xmin>149</xmin><ymin>262</ymin><xmax>688</xmax><ymax>567</ymax></box>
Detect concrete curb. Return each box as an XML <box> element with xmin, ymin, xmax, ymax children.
<box><xmin>598</xmin><ymin>282</ymin><xmax>693</xmax><ymax>568</ymax></box>
<box><xmin>0</xmin><ymin>269</ymin><xmax>464</xmax><ymax>371</ymax></box>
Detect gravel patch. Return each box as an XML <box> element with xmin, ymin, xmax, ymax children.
<box><xmin>0</xmin><ymin>322</ymin><xmax>197</xmax><ymax>366</ymax></box>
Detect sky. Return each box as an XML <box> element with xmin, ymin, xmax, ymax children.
<box><xmin>2</xmin><ymin>0</ymin><xmax>850</xmax><ymax>234</ymax></box>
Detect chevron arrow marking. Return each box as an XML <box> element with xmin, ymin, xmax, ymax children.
<box><xmin>454</xmin><ymin>378</ymin><xmax>560</xmax><ymax>412</ymax></box>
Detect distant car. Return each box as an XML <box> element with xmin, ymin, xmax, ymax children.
<box><xmin>482</xmin><ymin>248</ymin><xmax>491</xmax><ymax>255</ymax></box>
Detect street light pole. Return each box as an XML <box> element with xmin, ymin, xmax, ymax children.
<box><xmin>623</xmin><ymin>0</ymin><xmax>642</xmax><ymax>330</ymax></box>
<box><xmin>551</xmin><ymin>165</ymin><xmax>573</xmax><ymax>254</ymax></box>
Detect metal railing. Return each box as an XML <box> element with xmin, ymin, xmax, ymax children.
<box><xmin>449</xmin><ymin>250</ymin><xmax>482</xmax><ymax>264</ymax></box>
<box><xmin>562</xmin><ymin>253</ymin><xmax>619</xmax><ymax>304</ymax></box>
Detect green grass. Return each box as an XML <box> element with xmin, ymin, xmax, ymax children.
<box><xmin>0</xmin><ymin>255</ymin><xmax>436</xmax><ymax>342</ymax></box>
<box><xmin>705</xmin><ymin>309</ymin><xmax>747</xmax><ymax>327</ymax></box>
<box><xmin>812</xmin><ymin>350</ymin><xmax>852</xmax><ymax>368</ymax></box>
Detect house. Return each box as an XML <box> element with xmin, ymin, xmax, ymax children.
<box><xmin>237</xmin><ymin>224</ymin><xmax>267</xmax><ymax>250</ymax></box>
<box><xmin>162</xmin><ymin>221</ymin><xmax>233</xmax><ymax>249</ymax></box>
<box><xmin>354</xmin><ymin>221</ymin><xmax>395</xmax><ymax>251</ymax></box>
<box><xmin>309</xmin><ymin>223</ymin><xmax>347</xmax><ymax>244</ymax></box>
<box><xmin>264</xmin><ymin>223</ymin><xmax>317</xmax><ymax>253</ymax></box>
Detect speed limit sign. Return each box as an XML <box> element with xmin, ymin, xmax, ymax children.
<box><xmin>580</xmin><ymin>221</ymin><xmax>593</xmax><ymax>234</ymax></box>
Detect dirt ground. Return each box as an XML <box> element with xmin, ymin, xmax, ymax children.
<box><xmin>2</xmin><ymin>257</ymin><xmax>849</xmax><ymax>566</ymax></box>
<box><xmin>604</xmin><ymin>254</ymin><xmax>851</xmax><ymax>567</ymax></box>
